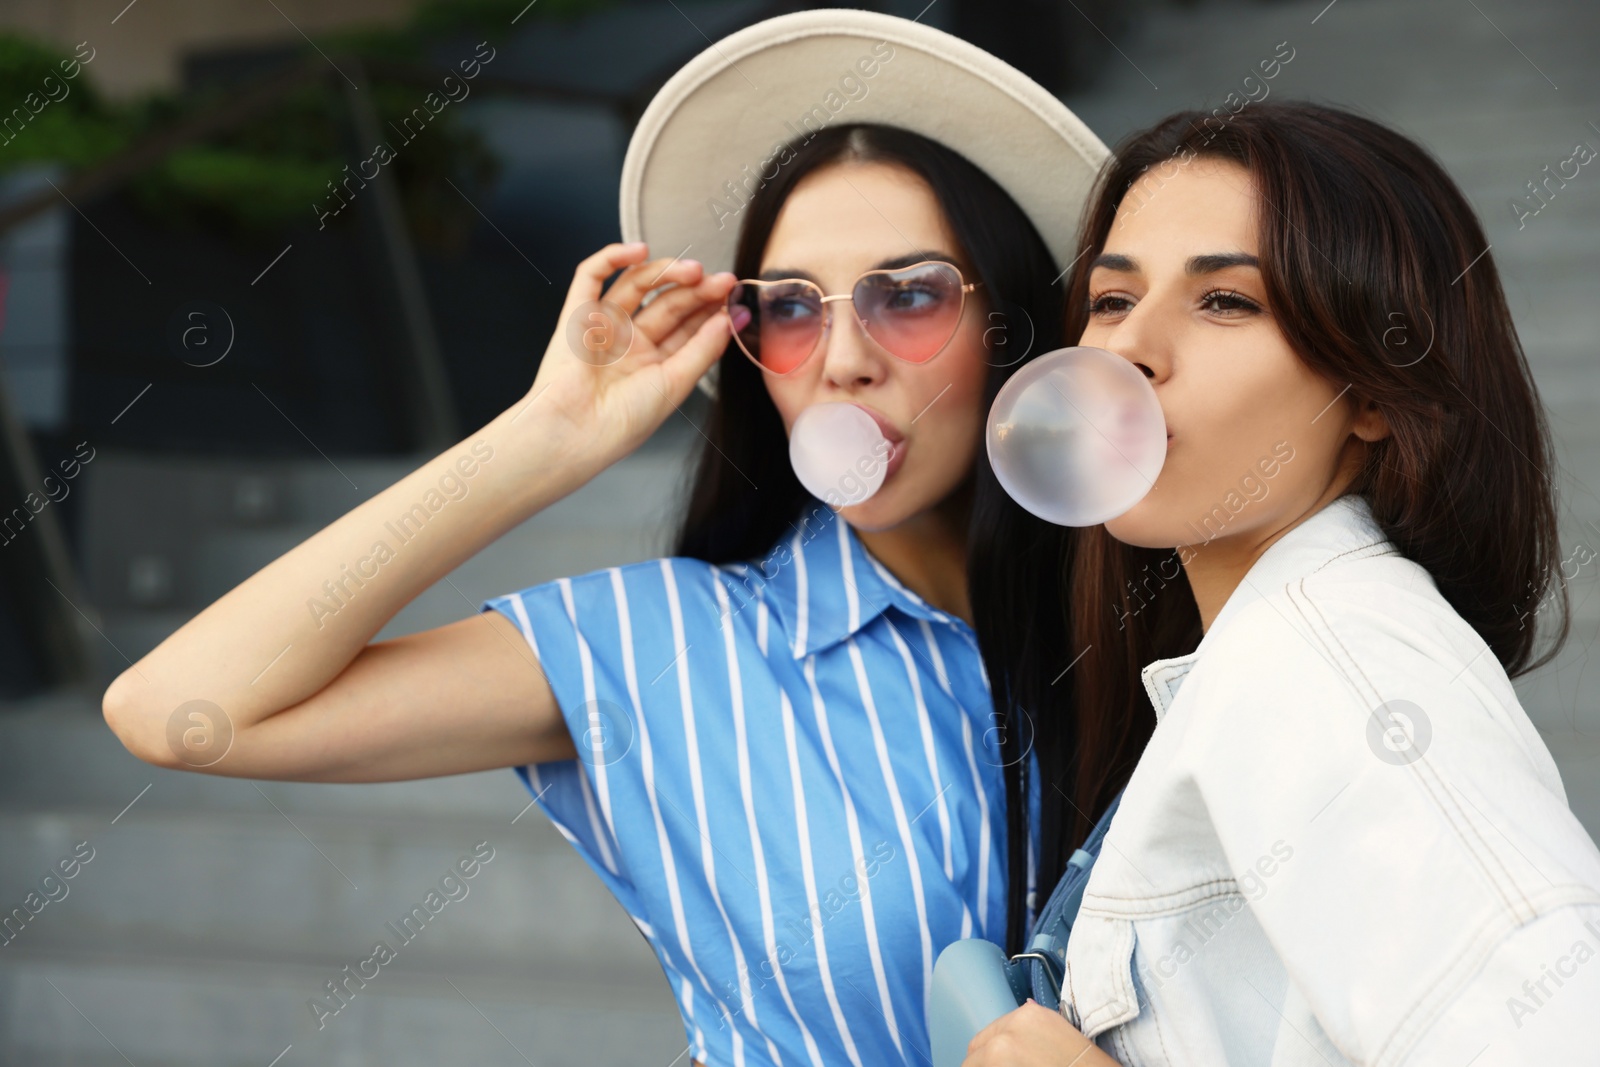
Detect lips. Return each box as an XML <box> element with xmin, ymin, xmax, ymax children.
<box><xmin>850</xmin><ymin>403</ymin><xmax>907</xmax><ymax>483</ymax></box>
<box><xmin>851</xmin><ymin>403</ymin><xmax>905</xmax><ymax>445</ymax></box>
<box><xmin>882</xmin><ymin>438</ymin><xmax>906</xmax><ymax>479</ymax></box>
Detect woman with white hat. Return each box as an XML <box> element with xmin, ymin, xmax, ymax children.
<box><xmin>101</xmin><ymin>10</ymin><xmax>1112</xmax><ymax>1065</ymax></box>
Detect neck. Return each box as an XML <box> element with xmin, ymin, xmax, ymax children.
<box><xmin>1181</xmin><ymin>535</ymin><xmax>1272</xmax><ymax>634</ymax></box>
<box><xmin>853</xmin><ymin>478</ymin><xmax>975</xmax><ymax>626</ymax></box>
<box><xmin>1181</xmin><ymin>475</ymin><xmax>1356</xmax><ymax>632</ymax></box>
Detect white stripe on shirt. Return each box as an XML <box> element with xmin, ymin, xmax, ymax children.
<box><xmin>612</xmin><ymin>567</ymin><xmax>733</xmax><ymax>1038</ymax></box>
<box><xmin>922</xmin><ymin>617</ymin><xmax>992</xmax><ymax>940</ymax></box>
<box><xmin>662</xmin><ymin>561</ymin><xmax>762</xmax><ymax>1067</ymax></box>
<box><xmin>557</xmin><ymin>577</ymin><xmax>620</xmax><ymax>875</ymax></box>
<box><xmin>779</xmin><ymin>684</ymin><xmax>866</xmax><ymax>1067</ymax></box>
<box><xmin>803</xmin><ymin>654</ymin><xmax>903</xmax><ymax>1058</ymax></box>
<box><xmin>846</xmin><ymin>637</ymin><xmax>936</xmax><ymax>1020</ymax></box>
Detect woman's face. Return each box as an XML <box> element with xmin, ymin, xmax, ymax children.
<box><xmin>1080</xmin><ymin>156</ymin><xmax>1385</xmax><ymax>555</ymax></box>
<box><xmin>758</xmin><ymin>160</ymin><xmax>991</xmax><ymax>532</ymax></box>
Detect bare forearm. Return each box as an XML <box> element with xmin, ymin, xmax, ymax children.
<box><xmin>106</xmin><ymin>404</ymin><xmax>592</xmax><ymax>727</ymax></box>
<box><xmin>102</xmin><ymin>242</ymin><xmax>735</xmax><ymax>782</ymax></box>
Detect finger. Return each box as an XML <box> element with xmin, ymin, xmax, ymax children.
<box><xmin>964</xmin><ymin>1005</ymin><xmax>1023</xmax><ymax>1059</ymax></box>
<box><xmin>603</xmin><ymin>256</ymin><xmax>705</xmax><ymax>315</ymax></box>
<box><xmin>965</xmin><ymin>1015</ymin><xmax>1003</xmax><ymax>1054</ymax></box>
<box><xmin>657</xmin><ymin>310</ymin><xmax>733</xmax><ymax>401</ymax></box>
<box><xmin>635</xmin><ymin>272</ymin><xmax>736</xmax><ymax>343</ymax></box>
<box><xmin>633</xmin><ymin>283</ymin><xmax>718</xmax><ymax>341</ymax></box>
<box><xmin>566</xmin><ymin>242</ymin><xmax>649</xmax><ymax>309</ymax></box>
<box><xmin>656</xmin><ymin>304</ymin><xmax>720</xmax><ymax>358</ymax></box>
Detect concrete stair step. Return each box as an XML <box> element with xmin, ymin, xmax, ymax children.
<box><xmin>0</xmin><ymin>698</ymin><xmax>680</xmax><ymax>1065</ymax></box>
<box><xmin>1</xmin><ymin>948</ymin><xmax>682</xmax><ymax>1067</ymax></box>
<box><xmin>0</xmin><ymin>700</ymin><xmax>662</xmax><ymax>979</ymax></box>
<box><xmin>0</xmin><ymin>804</ymin><xmax>657</xmax><ymax>978</ymax></box>
<box><xmin>81</xmin><ymin>443</ymin><xmax>694</xmax><ymax>615</ymax></box>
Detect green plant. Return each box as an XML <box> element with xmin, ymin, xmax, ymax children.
<box><xmin>0</xmin><ymin>0</ymin><xmax>613</xmax><ymax>243</ymax></box>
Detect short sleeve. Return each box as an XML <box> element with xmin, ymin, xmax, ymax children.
<box><xmin>480</xmin><ymin>570</ymin><xmax>643</xmax><ymax>922</ymax></box>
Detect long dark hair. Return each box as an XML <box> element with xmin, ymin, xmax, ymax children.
<box><xmin>976</xmin><ymin>99</ymin><xmax>1572</xmax><ymax>945</ymax></box>
<box><xmin>671</xmin><ymin>123</ymin><xmax>1066</xmax><ymax>953</ymax></box>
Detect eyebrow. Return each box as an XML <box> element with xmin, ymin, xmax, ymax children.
<box><xmin>1089</xmin><ymin>251</ymin><xmax>1260</xmax><ymax>276</ymax></box>
<box><xmin>757</xmin><ymin>250</ymin><xmax>964</xmax><ymax>283</ymax></box>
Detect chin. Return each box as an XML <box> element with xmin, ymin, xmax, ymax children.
<box><xmin>836</xmin><ymin>493</ymin><xmax>912</xmax><ymax>533</ymax></box>
<box><xmin>841</xmin><ymin>467</ymin><xmax>970</xmax><ymax>534</ymax></box>
<box><xmin>835</xmin><ymin>477</ymin><xmax>929</xmax><ymax>533</ymax></box>
<box><xmin>1102</xmin><ymin>500</ymin><xmax>1184</xmax><ymax>550</ymax></box>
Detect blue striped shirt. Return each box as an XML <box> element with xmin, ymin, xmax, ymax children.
<box><xmin>481</xmin><ymin>501</ymin><xmax>1039</xmax><ymax>1066</ymax></box>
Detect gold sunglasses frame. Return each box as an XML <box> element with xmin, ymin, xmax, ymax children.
<box><xmin>726</xmin><ymin>259</ymin><xmax>982</xmax><ymax>377</ymax></box>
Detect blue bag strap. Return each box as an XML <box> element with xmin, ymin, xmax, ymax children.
<box><xmin>1006</xmin><ymin>787</ymin><xmax>1125</xmax><ymax>1010</ymax></box>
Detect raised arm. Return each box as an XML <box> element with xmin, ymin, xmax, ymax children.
<box><xmin>103</xmin><ymin>243</ymin><xmax>736</xmax><ymax>782</ymax></box>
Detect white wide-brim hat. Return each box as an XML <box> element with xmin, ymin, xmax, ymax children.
<box><xmin>620</xmin><ymin>8</ymin><xmax>1111</xmax><ymax>399</ymax></box>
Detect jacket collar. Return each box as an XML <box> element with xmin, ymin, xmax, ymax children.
<box><xmin>728</xmin><ymin>501</ymin><xmax>967</xmax><ymax>660</ymax></box>
<box><xmin>1140</xmin><ymin>493</ymin><xmax>1396</xmax><ymax>722</ymax></box>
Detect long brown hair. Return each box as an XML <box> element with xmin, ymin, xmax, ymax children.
<box><xmin>972</xmin><ymin>99</ymin><xmax>1572</xmax><ymax>950</ymax></box>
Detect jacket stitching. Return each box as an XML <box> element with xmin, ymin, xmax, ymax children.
<box><xmin>1142</xmin><ymin>963</ymin><xmax>1175</xmax><ymax>1067</ymax></box>
<box><xmin>1143</xmin><ymin>663</ymin><xmax>1187</xmax><ymax>719</ymax></box>
<box><xmin>1111</xmin><ymin>1024</ymin><xmax>1140</xmax><ymax>1067</ymax></box>
<box><xmin>1296</xmin><ymin>577</ymin><xmax>1529</xmax><ymax>918</ymax></box>
<box><xmin>1078</xmin><ymin>924</ymin><xmax>1119</xmax><ymax>1033</ymax></box>
<box><xmin>1080</xmin><ymin>918</ymin><xmax>1139</xmax><ymax>1034</ymax></box>
<box><xmin>1373</xmin><ymin>887</ymin><xmax>1600</xmax><ymax>1066</ymax></box>
<box><xmin>1306</xmin><ymin>539</ymin><xmax>1396</xmax><ymax>575</ymax></box>
<box><xmin>1118</xmin><ymin>917</ymin><xmax>1136</xmax><ymax>1028</ymax></box>
<box><xmin>1089</xmin><ymin>933</ymin><xmax>1182</xmax><ymax>1067</ymax></box>
<box><xmin>1294</xmin><ymin>579</ymin><xmax>1532</xmax><ymax>922</ymax></box>
<box><xmin>1104</xmin><ymin>525</ymin><xmax>1582</xmax><ymax>1066</ymax></box>
<box><xmin>1290</xmin><ymin>575</ymin><xmax>1553</xmax><ymax>1066</ymax></box>
<box><xmin>1083</xmin><ymin>876</ymin><xmax>1248</xmax><ymax>913</ymax></box>
<box><xmin>1064</xmin><ymin>956</ymin><xmax>1081</xmax><ymax>1030</ymax></box>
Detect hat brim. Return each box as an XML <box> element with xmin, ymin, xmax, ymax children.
<box><xmin>619</xmin><ymin>8</ymin><xmax>1111</xmax><ymax>398</ymax></box>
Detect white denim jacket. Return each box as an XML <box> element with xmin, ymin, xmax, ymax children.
<box><xmin>1061</xmin><ymin>493</ymin><xmax>1600</xmax><ymax>1066</ymax></box>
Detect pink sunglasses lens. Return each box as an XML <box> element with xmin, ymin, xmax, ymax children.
<box><xmin>728</xmin><ymin>262</ymin><xmax>968</xmax><ymax>373</ymax></box>
<box><xmin>729</xmin><ymin>281</ymin><xmax>823</xmax><ymax>375</ymax></box>
<box><xmin>854</xmin><ymin>262</ymin><xmax>966</xmax><ymax>363</ymax></box>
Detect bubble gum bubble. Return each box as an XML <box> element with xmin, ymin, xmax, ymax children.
<box><xmin>986</xmin><ymin>346</ymin><xmax>1166</xmax><ymax>527</ymax></box>
<box><xmin>789</xmin><ymin>402</ymin><xmax>889</xmax><ymax>506</ymax></box>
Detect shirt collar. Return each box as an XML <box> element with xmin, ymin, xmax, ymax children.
<box><xmin>729</xmin><ymin>501</ymin><xmax>966</xmax><ymax>660</ymax></box>
<box><xmin>1140</xmin><ymin>493</ymin><xmax>1396</xmax><ymax>721</ymax></box>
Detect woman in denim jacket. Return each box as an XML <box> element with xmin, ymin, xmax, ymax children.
<box><xmin>961</xmin><ymin>100</ymin><xmax>1600</xmax><ymax>1065</ymax></box>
